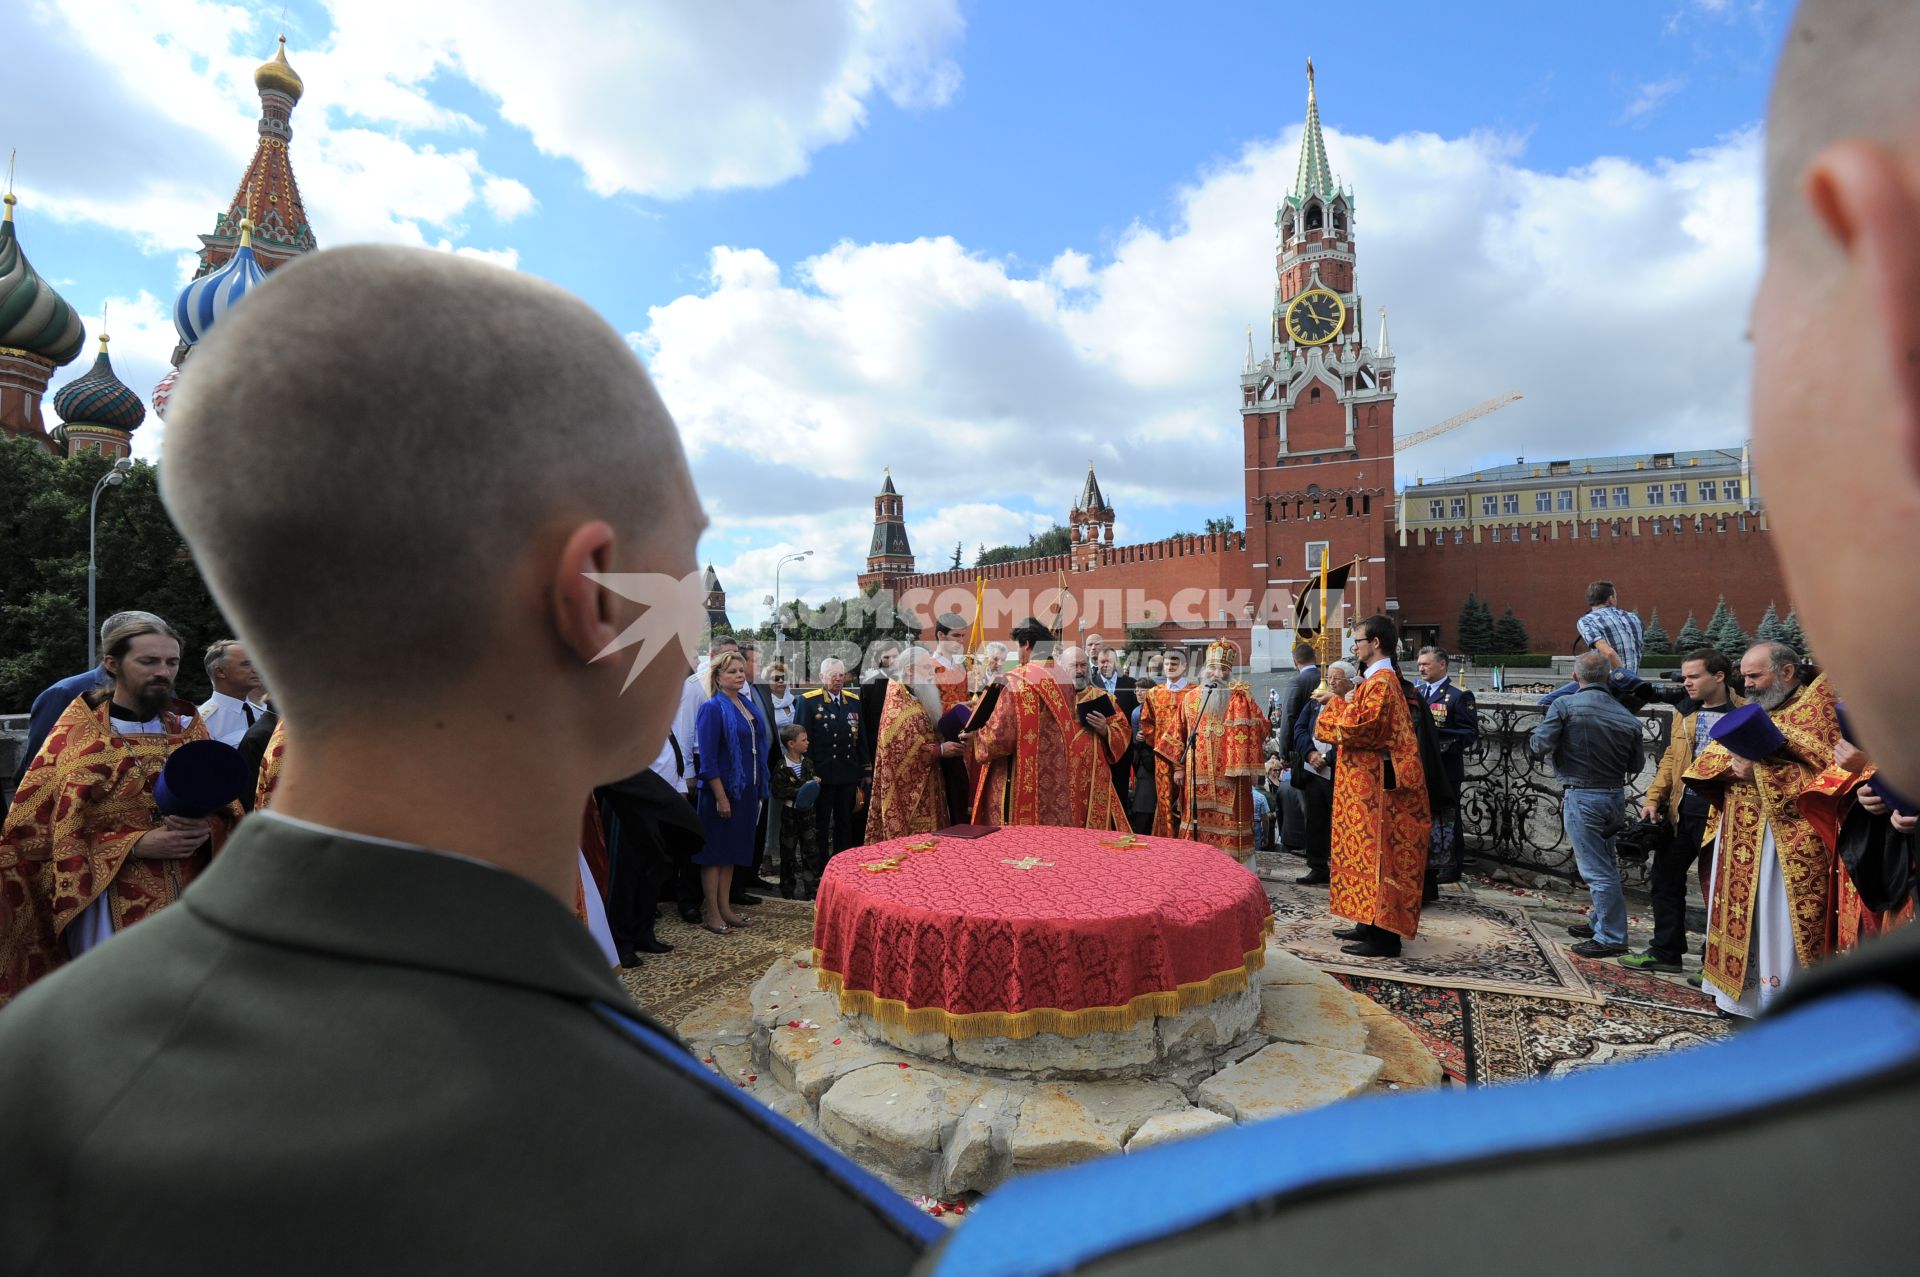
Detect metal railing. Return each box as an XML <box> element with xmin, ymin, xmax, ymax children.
<box><xmin>1457</xmin><ymin>695</ymin><xmax>1674</xmax><ymax>887</ymax></box>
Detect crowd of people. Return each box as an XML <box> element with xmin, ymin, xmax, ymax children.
<box><xmin>1</xmin><ymin>3</ymin><xmax>1918</xmax><ymax>1263</ymax></box>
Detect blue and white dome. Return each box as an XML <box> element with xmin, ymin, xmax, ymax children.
<box><xmin>174</xmin><ymin>215</ymin><xmax>265</xmax><ymax>347</ymax></box>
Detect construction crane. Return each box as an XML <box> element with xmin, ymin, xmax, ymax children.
<box><xmin>1393</xmin><ymin>390</ymin><xmax>1523</xmax><ymax>454</ymax></box>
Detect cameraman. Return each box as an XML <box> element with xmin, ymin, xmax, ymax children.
<box><xmin>1621</xmin><ymin>647</ymin><xmax>1741</xmax><ymax>973</ymax></box>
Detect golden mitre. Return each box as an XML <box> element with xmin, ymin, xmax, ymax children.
<box><xmin>1204</xmin><ymin>638</ymin><xmax>1240</xmax><ymax>669</ymax></box>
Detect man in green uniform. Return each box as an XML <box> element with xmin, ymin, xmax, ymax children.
<box><xmin>0</xmin><ymin>247</ymin><xmax>934</xmax><ymax>1273</ymax></box>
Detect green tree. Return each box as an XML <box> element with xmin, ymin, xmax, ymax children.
<box><xmin>1753</xmin><ymin>602</ymin><xmax>1785</xmax><ymax>644</ymax></box>
<box><xmin>0</xmin><ymin>440</ymin><xmax>231</xmax><ymax>709</ymax></box>
<box><xmin>1642</xmin><ymin>609</ymin><xmax>1671</xmax><ymax>655</ymax></box>
<box><xmin>1779</xmin><ymin>609</ymin><xmax>1807</xmax><ymax>657</ymax></box>
<box><xmin>1456</xmin><ymin>592</ymin><xmax>1494</xmax><ymax>655</ymax></box>
<box><xmin>1491</xmin><ymin>608</ymin><xmax>1529</xmax><ymax>653</ymax></box>
<box><xmin>1705</xmin><ymin>596</ymin><xmax>1748</xmax><ymax>664</ymax></box>
<box><xmin>950</xmin><ymin>541</ymin><xmax>963</xmax><ymax>570</ymax></box>
<box><xmin>975</xmin><ymin>524</ymin><xmax>1072</xmax><ymax>567</ymax></box>
<box><xmin>1674</xmin><ymin>611</ymin><xmax>1707</xmax><ymax>653</ymax></box>
<box><xmin>1204</xmin><ymin>516</ymin><xmax>1235</xmax><ymax>535</ymax></box>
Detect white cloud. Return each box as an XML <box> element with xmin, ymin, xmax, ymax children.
<box><xmin>18</xmin><ymin>1</ymin><xmax>522</xmax><ymax>267</ymax></box>
<box><xmin>311</xmin><ymin>0</ymin><xmax>965</xmax><ymax>198</ymax></box>
<box><xmin>1621</xmin><ymin>77</ymin><xmax>1686</xmax><ymax>123</ymax></box>
<box><xmin>641</xmin><ymin>123</ymin><xmax>1762</xmax><ymax>607</ymax></box>
<box><xmin>481</xmin><ymin>176</ymin><xmax>536</xmax><ymax>221</ymax></box>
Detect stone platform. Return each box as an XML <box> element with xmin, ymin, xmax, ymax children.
<box><xmin>678</xmin><ymin>943</ymin><xmax>1444</xmax><ymax>1202</ymax></box>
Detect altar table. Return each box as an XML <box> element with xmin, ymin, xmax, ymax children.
<box><xmin>811</xmin><ymin>827</ymin><xmax>1272</xmax><ymax>1040</ymax></box>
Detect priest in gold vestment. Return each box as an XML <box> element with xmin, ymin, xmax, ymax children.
<box><xmin>865</xmin><ymin>647</ymin><xmax>954</xmax><ymax>841</ymax></box>
<box><xmin>1174</xmin><ymin>641</ymin><xmax>1269</xmax><ymax>862</ymax></box>
<box><xmin>1135</xmin><ymin>648</ymin><xmax>1194</xmax><ymax>837</ymax></box>
<box><xmin>0</xmin><ymin>620</ymin><xmax>242</xmax><ymax>1005</ymax></box>
<box><xmin>1684</xmin><ymin>644</ymin><xmax>1839</xmax><ymax>1017</ymax></box>
<box><xmin>963</xmin><ymin>619</ymin><xmax>1075</xmax><ymax>827</ymax></box>
<box><xmin>1059</xmin><ymin>646</ymin><xmax>1133</xmax><ymax>830</ymax></box>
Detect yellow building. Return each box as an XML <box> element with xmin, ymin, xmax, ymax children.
<box><xmin>1398</xmin><ymin>447</ymin><xmax>1753</xmax><ymax>538</ymax></box>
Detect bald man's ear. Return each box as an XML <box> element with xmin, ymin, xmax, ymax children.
<box><xmin>551</xmin><ymin>521</ymin><xmax>619</xmax><ymax>666</ymax></box>
<box><xmin>1805</xmin><ymin>139</ymin><xmax>1920</xmax><ymax>475</ymax></box>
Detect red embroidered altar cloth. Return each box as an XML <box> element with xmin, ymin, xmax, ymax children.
<box><xmin>812</xmin><ymin>828</ymin><xmax>1272</xmax><ymax>1040</ymax></box>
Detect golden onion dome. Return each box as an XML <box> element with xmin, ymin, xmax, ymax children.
<box><xmin>254</xmin><ymin>35</ymin><xmax>304</xmax><ymax>104</ymax></box>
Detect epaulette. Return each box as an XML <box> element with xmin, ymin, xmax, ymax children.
<box><xmin>803</xmin><ymin>688</ymin><xmax>827</xmax><ymax>698</ymax></box>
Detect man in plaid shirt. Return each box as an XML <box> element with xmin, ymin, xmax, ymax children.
<box><xmin>1541</xmin><ymin>581</ymin><xmax>1643</xmax><ymax>706</ymax></box>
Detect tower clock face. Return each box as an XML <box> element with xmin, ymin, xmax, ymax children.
<box><xmin>1285</xmin><ymin>288</ymin><xmax>1346</xmax><ymax>346</ymax></box>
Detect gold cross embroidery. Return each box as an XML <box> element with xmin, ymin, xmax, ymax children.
<box><xmin>1000</xmin><ymin>857</ymin><xmax>1053</xmax><ymax>871</ymax></box>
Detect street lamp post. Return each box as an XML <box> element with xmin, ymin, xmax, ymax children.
<box><xmin>772</xmin><ymin>549</ymin><xmax>814</xmax><ymax>656</ymax></box>
<box><xmin>87</xmin><ymin>458</ymin><xmax>134</xmax><ymax>668</ymax></box>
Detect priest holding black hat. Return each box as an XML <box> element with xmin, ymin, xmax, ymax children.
<box><xmin>0</xmin><ymin>614</ymin><xmax>244</xmax><ymax>1002</ymax></box>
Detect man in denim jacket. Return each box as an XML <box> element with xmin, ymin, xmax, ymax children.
<box><xmin>1529</xmin><ymin>650</ymin><xmax>1647</xmax><ymax>956</ymax></box>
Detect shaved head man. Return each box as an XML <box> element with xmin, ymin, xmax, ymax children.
<box><xmin>0</xmin><ymin>247</ymin><xmax>930</xmax><ymax>1272</ymax></box>
<box><xmin>1753</xmin><ymin>0</ymin><xmax>1920</xmax><ymax>792</ymax></box>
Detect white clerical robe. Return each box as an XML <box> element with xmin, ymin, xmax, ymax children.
<box><xmin>1708</xmin><ymin>823</ymin><xmax>1798</xmax><ymax>1019</ymax></box>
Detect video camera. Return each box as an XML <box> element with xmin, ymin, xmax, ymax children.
<box><xmin>1612</xmin><ymin>670</ymin><xmax>1691</xmax><ymax>714</ymax></box>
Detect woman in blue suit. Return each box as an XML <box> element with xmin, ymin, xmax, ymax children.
<box><xmin>694</xmin><ymin>649</ymin><xmax>769</xmax><ymax>934</ymax></box>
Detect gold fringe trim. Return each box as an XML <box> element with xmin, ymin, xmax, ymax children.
<box><xmin>812</xmin><ymin>917</ymin><xmax>1274</xmax><ymax>1042</ymax></box>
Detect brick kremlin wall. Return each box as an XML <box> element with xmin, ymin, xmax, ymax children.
<box><xmin>892</xmin><ymin>531</ymin><xmax>1257</xmax><ymax>651</ymax></box>
<box><xmin>1391</xmin><ymin>513</ymin><xmax>1792</xmax><ymax>655</ymax></box>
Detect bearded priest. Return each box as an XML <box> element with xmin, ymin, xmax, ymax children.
<box><xmin>1174</xmin><ymin>640</ymin><xmax>1270</xmax><ymax>862</ymax></box>
<box><xmin>0</xmin><ymin>615</ymin><xmax>242</xmax><ymax>1004</ymax></box>
<box><xmin>962</xmin><ymin>618</ymin><xmax>1075</xmax><ymax>827</ymax></box>
<box><xmin>865</xmin><ymin>647</ymin><xmax>956</xmax><ymax>841</ymax></box>
<box><xmin>1060</xmin><ymin>645</ymin><xmax>1133</xmax><ymax>830</ymax></box>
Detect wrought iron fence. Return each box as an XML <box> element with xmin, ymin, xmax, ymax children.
<box><xmin>1458</xmin><ymin>696</ymin><xmax>1674</xmax><ymax>888</ymax></box>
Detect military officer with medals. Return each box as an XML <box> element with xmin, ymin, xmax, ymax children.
<box><xmin>796</xmin><ymin>657</ymin><xmax>867</xmax><ymax>862</ymax></box>
<box><xmin>1414</xmin><ymin>646</ymin><xmax>1476</xmax><ymax>883</ymax></box>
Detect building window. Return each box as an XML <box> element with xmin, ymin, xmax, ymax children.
<box><xmin>1724</xmin><ymin>479</ymin><xmax>1742</xmax><ymax>501</ymax></box>
<box><xmin>1669</xmin><ymin>482</ymin><xmax>1687</xmax><ymax>506</ymax></box>
<box><xmin>1448</xmin><ymin>497</ymin><xmax>1466</xmax><ymax>519</ymax></box>
<box><xmin>1589</xmin><ymin>489</ymin><xmax>1609</xmax><ymax>510</ymax></box>
<box><xmin>1310</xmin><ymin>386</ymin><xmax>1322</xmax><ymax>401</ymax></box>
<box><xmin>1490</xmin><ymin>526</ymin><xmax>1503</xmax><ymax>543</ymax></box>
<box><xmin>1535</xmin><ymin>491</ymin><xmax>1553</xmax><ymax>514</ymax></box>
<box><xmin>1612</xmin><ymin>486</ymin><xmax>1630</xmax><ymax>507</ymax></box>
<box><xmin>1305</xmin><ymin>540</ymin><xmax>1328</xmax><ymax>571</ymax></box>
<box><xmin>1652</xmin><ymin>453</ymin><xmax>1675</xmax><ymax>468</ymax></box>
<box><xmin>1652</xmin><ymin>519</ymin><xmax>1663</xmax><ymax>535</ymax></box>
<box><xmin>1556</xmin><ymin>489</ymin><xmax>1574</xmax><ymax>512</ymax></box>
<box><xmin>1646</xmin><ymin>484</ymin><xmax>1665</xmax><ymax>505</ymax></box>
<box><xmin>1675</xmin><ymin>516</ymin><xmax>1686</xmax><ymax>533</ymax></box>
<box><xmin>1481</xmin><ymin>495</ymin><xmax>1498</xmax><ymax>517</ymax></box>
<box><xmin>1699</xmin><ymin>480</ymin><xmax>1717</xmax><ymax>502</ymax></box>
<box><xmin>1502</xmin><ymin>492</ymin><xmax>1519</xmax><ymax>515</ymax></box>
<box><xmin>1452</xmin><ymin>529</ymin><xmax>1465</xmax><ymax>544</ymax></box>
<box><xmin>1529</xmin><ymin>526</ymin><xmax>1540</xmax><ymax>541</ymax></box>
<box><xmin>1589</xmin><ymin>520</ymin><xmax>1600</xmax><ymax>538</ymax></box>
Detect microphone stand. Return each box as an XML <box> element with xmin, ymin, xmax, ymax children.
<box><xmin>1177</xmin><ymin>682</ymin><xmax>1219</xmax><ymax>841</ymax></box>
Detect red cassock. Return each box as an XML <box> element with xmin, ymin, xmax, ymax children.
<box><xmin>1315</xmin><ymin>669</ymin><xmax>1432</xmax><ymax>938</ymax></box>
<box><xmin>969</xmin><ymin>661</ymin><xmax>1075</xmax><ymax>828</ymax></box>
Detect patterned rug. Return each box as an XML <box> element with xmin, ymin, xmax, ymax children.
<box><xmin>618</xmin><ymin>897</ymin><xmax>816</xmax><ymax>1031</ymax></box>
<box><xmin>1267</xmin><ymin>879</ymin><xmax>1599</xmax><ymax>1002</ymax></box>
<box><xmin>1332</xmin><ymin>972</ymin><xmax>1734</xmax><ymax>1084</ymax></box>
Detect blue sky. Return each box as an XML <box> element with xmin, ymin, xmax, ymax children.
<box><xmin>14</xmin><ymin>0</ymin><xmax>1789</xmax><ymax>618</ymax></box>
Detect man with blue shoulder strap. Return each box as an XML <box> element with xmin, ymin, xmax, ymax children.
<box><xmin>914</xmin><ymin>4</ymin><xmax>1920</xmax><ymax>1269</ymax></box>
<box><xmin>0</xmin><ymin>248</ymin><xmax>936</xmax><ymax>1273</ymax></box>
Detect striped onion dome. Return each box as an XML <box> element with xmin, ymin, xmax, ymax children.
<box><xmin>174</xmin><ymin>214</ymin><xmax>265</xmax><ymax>347</ymax></box>
<box><xmin>54</xmin><ymin>333</ymin><xmax>146</xmax><ymax>433</ymax></box>
<box><xmin>151</xmin><ymin>365</ymin><xmax>179</xmax><ymax>421</ymax></box>
<box><xmin>0</xmin><ymin>193</ymin><xmax>86</xmax><ymax>365</ymax></box>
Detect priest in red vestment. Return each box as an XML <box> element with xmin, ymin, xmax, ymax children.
<box><xmin>1135</xmin><ymin>648</ymin><xmax>1194</xmax><ymax>837</ymax></box>
<box><xmin>1176</xmin><ymin>640</ymin><xmax>1269</xmax><ymax>862</ymax></box>
<box><xmin>865</xmin><ymin>647</ymin><xmax>953</xmax><ymax>841</ymax></box>
<box><xmin>963</xmin><ymin>618</ymin><xmax>1075</xmax><ymax>827</ymax></box>
<box><xmin>0</xmin><ymin>619</ymin><xmax>242</xmax><ymax>1005</ymax></box>
<box><xmin>1059</xmin><ymin>646</ymin><xmax>1132</xmax><ymax>830</ymax></box>
<box><xmin>1312</xmin><ymin>614</ymin><xmax>1431</xmax><ymax>958</ymax></box>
